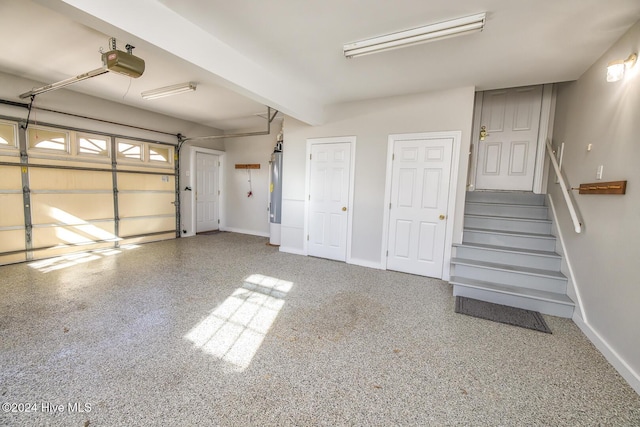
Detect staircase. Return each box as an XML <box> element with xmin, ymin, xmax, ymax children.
<box><xmin>450</xmin><ymin>191</ymin><xmax>574</xmax><ymax>318</ymax></box>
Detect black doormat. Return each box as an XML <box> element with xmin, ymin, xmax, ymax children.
<box><xmin>455</xmin><ymin>296</ymin><xmax>552</xmax><ymax>334</ymax></box>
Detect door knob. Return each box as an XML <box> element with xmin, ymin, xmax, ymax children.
<box><xmin>479</xmin><ymin>125</ymin><xmax>488</xmax><ymax>141</ymax></box>
<box><xmin>342</xmin><ymin>207</ymin><xmax>347</xmax><ymax>211</ymax></box>
<box><xmin>439</xmin><ymin>214</ymin><xmax>446</xmax><ymax>220</ymax></box>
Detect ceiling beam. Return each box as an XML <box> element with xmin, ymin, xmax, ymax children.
<box><xmin>37</xmin><ymin>0</ymin><xmax>325</xmax><ymax>126</ymax></box>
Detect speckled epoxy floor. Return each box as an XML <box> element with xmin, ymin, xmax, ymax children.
<box><xmin>1</xmin><ymin>233</ymin><xmax>639</xmax><ymax>426</ymax></box>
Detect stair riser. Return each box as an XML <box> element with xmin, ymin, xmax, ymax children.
<box><xmin>465</xmin><ymin>203</ymin><xmax>549</xmax><ymax>220</ymax></box>
<box><xmin>463</xmin><ymin>230</ymin><xmax>556</xmax><ymax>251</ymax></box>
<box><xmin>452</xmin><ymin>264</ymin><xmax>567</xmax><ymax>293</ymax></box>
<box><xmin>455</xmin><ymin>246</ymin><xmax>561</xmax><ymax>271</ymax></box>
<box><xmin>465</xmin><ymin>192</ymin><xmax>546</xmax><ymax>206</ymax></box>
<box><xmin>465</xmin><ymin>216</ymin><xmax>551</xmax><ymax>234</ymax></box>
<box><xmin>453</xmin><ymin>285</ymin><xmax>574</xmax><ymax>318</ymax></box>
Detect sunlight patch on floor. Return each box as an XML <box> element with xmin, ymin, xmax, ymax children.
<box><xmin>184</xmin><ymin>274</ymin><xmax>293</xmax><ymax>372</ymax></box>
<box><xmin>28</xmin><ymin>244</ymin><xmax>140</xmax><ymax>273</ymax></box>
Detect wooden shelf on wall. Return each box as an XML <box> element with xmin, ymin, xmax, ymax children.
<box><xmin>235</xmin><ymin>164</ymin><xmax>261</xmax><ymax>169</ymax></box>
<box><xmin>577</xmin><ymin>180</ymin><xmax>627</xmax><ymax>195</ymax></box>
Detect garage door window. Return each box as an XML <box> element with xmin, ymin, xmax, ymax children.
<box><xmin>77</xmin><ymin>134</ymin><xmax>110</xmax><ymax>158</ymax></box>
<box><xmin>27</xmin><ymin>127</ymin><xmax>69</xmax><ymax>153</ymax></box>
<box><xmin>149</xmin><ymin>144</ymin><xmax>172</xmax><ymax>165</ymax></box>
<box><xmin>117</xmin><ymin>139</ymin><xmax>143</xmax><ymax>161</ymax></box>
<box><xmin>0</xmin><ymin>121</ymin><xmax>17</xmax><ymax>150</ymax></box>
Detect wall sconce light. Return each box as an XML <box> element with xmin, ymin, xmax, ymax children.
<box><xmin>606</xmin><ymin>53</ymin><xmax>637</xmax><ymax>82</ymax></box>
<box><xmin>141</xmin><ymin>82</ymin><xmax>196</xmax><ymax>100</ymax></box>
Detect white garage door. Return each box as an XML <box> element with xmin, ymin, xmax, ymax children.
<box><xmin>0</xmin><ymin>119</ymin><xmax>178</xmax><ymax>266</ymax></box>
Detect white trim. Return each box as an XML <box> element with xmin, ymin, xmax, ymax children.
<box><xmin>278</xmin><ymin>246</ymin><xmax>306</xmax><ymax>256</ymax></box>
<box><xmin>220</xmin><ymin>227</ymin><xmax>269</xmax><ymax>238</ymax></box>
<box><xmin>382</xmin><ymin>131</ymin><xmax>461</xmax><ymax>280</ymax></box>
<box><xmin>304</xmin><ymin>136</ymin><xmax>356</xmax><ymax>262</ymax></box>
<box><xmin>381</xmin><ymin>138</ymin><xmax>395</xmax><ymax>266</ymax></box>
<box><xmin>548</xmin><ymin>189</ymin><xmax>640</xmax><ymax>395</ymax></box>
<box><xmin>188</xmin><ymin>146</ymin><xmax>225</xmax><ymax>237</ymax></box>
<box><xmin>467</xmin><ymin>92</ymin><xmax>483</xmax><ymax>191</ymax></box>
<box><xmin>349</xmin><ymin>258</ymin><xmax>384</xmax><ymax>270</ymax></box>
<box><xmin>540</xmin><ymin>85</ymin><xmax>557</xmax><ymax>193</ymax></box>
<box><xmin>533</xmin><ymin>84</ymin><xmax>554</xmax><ymax>194</ymax></box>
<box><xmin>546</xmin><ymin>195</ymin><xmax>585</xmax><ymax>321</ymax></box>
<box><xmin>573</xmin><ymin>315</ymin><xmax>640</xmax><ymax>395</ymax></box>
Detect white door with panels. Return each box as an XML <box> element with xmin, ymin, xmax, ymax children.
<box><xmin>387</xmin><ymin>137</ymin><xmax>452</xmax><ymax>278</ymax></box>
<box><xmin>308</xmin><ymin>142</ymin><xmax>352</xmax><ymax>261</ymax></box>
<box><xmin>196</xmin><ymin>152</ymin><xmax>219</xmax><ymax>233</ymax></box>
<box><xmin>475</xmin><ymin>85</ymin><xmax>543</xmax><ymax>191</ymax></box>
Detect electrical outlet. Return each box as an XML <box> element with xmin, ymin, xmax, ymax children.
<box><xmin>596</xmin><ymin>165</ymin><xmax>604</xmax><ymax>180</ymax></box>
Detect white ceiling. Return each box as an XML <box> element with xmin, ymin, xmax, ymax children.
<box><xmin>1</xmin><ymin>0</ymin><xmax>639</xmax><ymax>132</ymax></box>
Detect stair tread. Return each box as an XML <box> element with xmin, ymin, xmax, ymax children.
<box><xmin>451</xmin><ymin>257</ymin><xmax>566</xmax><ymax>279</ymax></box>
<box><xmin>465</xmin><ymin>213</ymin><xmax>551</xmax><ymax>223</ymax></box>
<box><xmin>466</xmin><ymin>201</ymin><xmax>547</xmax><ymax>209</ymax></box>
<box><xmin>465</xmin><ymin>191</ymin><xmax>546</xmax><ymax>206</ymax></box>
<box><xmin>464</xmin><ymin>227</ymin><xmax>555</xmax><ymax>239</ymax></box>
<box><xmin>450</xmin><ymin>276</ymin><xmax>574</xmax><ymax>305</ymax></box>
<box><xmin>453</xmin><ymin>242</ymin><xmax>561</xmax><ymax>258</ymax></box>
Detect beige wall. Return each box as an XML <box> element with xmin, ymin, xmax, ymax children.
<box><xmin>223</xmin><ymin>126</ymin><xmax>282</xmax><ymax>236</ymax></box>
<box><xmin>281</xmin><ymin>86</ymin><xmax>475</xmax><ymax>265</ymax></box>
<box><xmin>550</xmin><ymin>21</ymin><xmax>640</xmax><ymax>391</ymax></box>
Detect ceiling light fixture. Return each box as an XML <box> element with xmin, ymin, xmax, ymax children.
<box><xmin>141</xmin><ymin>82</ymin><xmax>197</xmax><ymax>100</ymax></box>
<box><xmin>343</xmin><ymin>12</ymin><xmax>486</xmax><ymax>58</ymax></box>
<box><xmin>606</xmin><ymin>53</ymin><xmax>637</xmax><ymax>82</ymax></box>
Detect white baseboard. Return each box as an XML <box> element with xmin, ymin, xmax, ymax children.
<box><xmin>546</xmin><ymin>195</ymin><xmax>585</xmax><ymax>320</ymax></box>
<box><xmin>548</xmin><ymin>195</ymin><xmax>639</xmax><ymax>395</ymax></box>
<box><xmin>220</xmin><ymin>227</ymin><xmax>269</xmax><ymax>238</ymax></box>
<box><xmin>573</xmin><ymin>314</ymin><xmax>640</xmax><ymax>395</ymax></box>
<box><xmin>279</xmin><ymin>246</ymin><xmax>306</xmax><ymax>256</ymax></box>
<box><xmin>348</xmin><ymin>257</ymin><xmax>384</xmax><ymax>270</ymax></box>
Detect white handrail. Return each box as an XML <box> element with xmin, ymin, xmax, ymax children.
<box><xmin>545</xmin><ymin>139</ymin><xmax>582</xmax><ymax>233</ymax></box>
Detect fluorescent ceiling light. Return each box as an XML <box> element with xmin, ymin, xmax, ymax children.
<box><xmin>343</xmin><ymin>13</ymin><xmax>486</xmax><ymax>58</ymax></box>
<box><xmin>141</xmin><ymin>82</ymin><xmax>196</xmax><ymax>100</ymax></box>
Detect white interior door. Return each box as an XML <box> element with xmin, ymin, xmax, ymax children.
<box><xmin>308</xmin><ymin>142</ymin><xmax>351</xmax><ymax>261</ymax></box>
<box><xmin>475</xmin><ymin>85</ymin><xmax>543</xmax><ymax>191</ymax></box>
<box><xmin>387</xmin><ymin>137</ymin><xmax>452</xmax><ymax>278</ymax></box>
<box><xmin>196</xmin><ymin>152</ymin><xmax>219</xmax><ymax>233</ymax></box>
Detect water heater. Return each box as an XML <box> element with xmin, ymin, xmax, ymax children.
<box><xmin>269</xmin><ymin>134</ymin><xmax>283</xmax><ymax>245</ymax></box>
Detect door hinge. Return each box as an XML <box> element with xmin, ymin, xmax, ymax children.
<box><xmin>386</xmin><ymin>250</ymin><xmax>388</xmax><ymax>257</ymax></box>
<box><xmin>310</xmin><ymin>154</ymin><xmax>312</xmax><ymax>160</ymax></box>
<box><xmin>218</xmin><ymin>161</ymin><xmax>221</xmax><ymax>167</ymax></box>
<box><xmin>392</xmin><ymin>153</ymin><xmax>395</xmax><ymax>161</ymax></box>
<box><xmin>389</xmin><ymin>202</ymin><xmax>392</xmax><ymax>210</ymax></box>
<box><xmin>218</xmin><ymin>219</ymin><xmax>220</xmax><ymax>224</ymax></box>
<box><xmin>218</xmin><ymin>190</ymin><xmax>221</xmax><ymax>195</ymax></box>
<box><xmin>307</xmin><ymin>234</ymin><xmax>309</xmax><ymax>241</ymax></box>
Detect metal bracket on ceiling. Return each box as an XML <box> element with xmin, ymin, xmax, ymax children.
<box><xmin>183</xmin><ymin>106</ymin><xmax>279</xmax><ymax>142</ymax></box>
